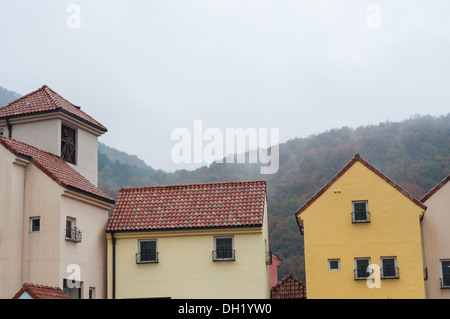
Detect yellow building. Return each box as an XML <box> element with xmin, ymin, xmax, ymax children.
<box><xmin>295</xmin><ymin>154</ymin><xmax>427</xmax><ymax>299</ymax></box>
<box><xmin>106</xmin><ymin>181</ymin><xmax>270</xmax><ymax>299</ymax></box>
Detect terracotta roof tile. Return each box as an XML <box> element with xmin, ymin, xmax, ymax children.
<box><xmin>420</xmin><ymin>174</ymin><xmax>450</xmax><ymax>203</ymax></box>
<box><xmin>12</xmin><ymin>283</ymin><xmax>70</xmax><ymax>299</ymax></box>
<box><xmin>271</xmin><ymin>274</ymin><xmax>306</xmax><ymax>299</ymax></box>
<box><xmin>0</xmin><ymin>85</ymin><xmax>107</xmax><ymax>132</ymax></box>
<box><xmin>106</xmin><ymin>181</ymin><xmax>266</xmax><ymax>232</ymax></box>
<box><xmin>0</xmin><ymin>136</ymin><xmax>114</xmax><ymax>203</ymax></box>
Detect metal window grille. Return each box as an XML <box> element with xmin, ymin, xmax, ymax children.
<box><xmin>65</xmin><ymin>227</ymin><xmax>82</xmax><ymax>243</ymax></box>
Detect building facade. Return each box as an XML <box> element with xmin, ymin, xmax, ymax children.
<box><xmin>295</xmin><ymin>154</ymin><xmax>427</xmax><ymax>299</ymax></box>
<box><xmin>421</xmin><ymin>175</ymin><xmax>450</xmax><ymax>299</ymax></box>
<box><xmin>0</xmin><ymin>86</ymin><xmax>114</xmax><ymax>299</ymax></box>
<box><xmin>106</xmin><ymin>181</ymin><xmax>271</xmax><ymax>299</ymax></box>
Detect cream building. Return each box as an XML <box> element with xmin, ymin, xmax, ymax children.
<box><xmin>0</xmin><ymin>86</ymin><xmax>114</xmax><ymax>299</ymax></box>
<box><xmin>106</xmin><ymin>181</ymin><xmax>271</xmax><ymax>299</ymax></box>
<box><xmin>421</xmin><ymin>175</ymin><xmax>450</xmax><ymax>299</ymax></box>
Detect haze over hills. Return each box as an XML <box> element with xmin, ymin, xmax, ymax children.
<box><xmin>2</xmin><ymin>86</ymin><xmax>449</xmax><ymax>281</ymax></box>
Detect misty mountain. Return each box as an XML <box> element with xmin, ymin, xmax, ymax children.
<box><xmin>97</xmin><ymin>114</ymin><xmax>450</xmax><ymax>281</ymax></box>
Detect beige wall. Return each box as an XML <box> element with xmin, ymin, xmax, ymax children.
<box><xmin>422</xmin><ymin>181</ymin><xmax>450</xmax><ymax>299</ymax></box>
<box><xmin>0</xmin><ymin>147</ymin><xmax>27</xmax><ymax>298</ymax></box>
<box><xmin>0</xmin><ymin>147</ymin><xmax>111</xmax><ymax>298</ymax></box>
<box><xmin>60</xmin><ymin>194</ymin><xmax>109</xmax><ymax>299</ymax></box>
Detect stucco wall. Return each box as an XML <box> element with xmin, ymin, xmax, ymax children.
<box><xmin>0</xmin><ymin>147</ymin><xmax>26</xmax><ymax>298</ymax></box>
<box><xmin>108</xmin><ymin>228</ymin><xmax>269</xmax><ymax>299</ymax></box>
<box><xmin>422</xmin><ymin>181</ymin><xmax>450</xmax><ymax>299</ymax></box>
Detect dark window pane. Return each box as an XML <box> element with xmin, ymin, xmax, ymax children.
<box><xmin>216</xmin><ymin>238</ymin><xmax>233</xmax><ymax>259</ymax></box>
<box><xmin>442</xmin><ymin>261</ymin><xmax>450</xmax><ymax>287</ymax></box>
<box><xmin>61</xmin><ymin>125</ymin><xmax>76</xmax><ymax>164</ymax></box>
<box><xmin>356</xmin><ymin>259</ymin><xmax>370</xmax><ymax>278</ymax></box>
<box><xmin>140</xmin><ymin>241</ymin><xmax>157</xmax><ymax>262</ymax></box>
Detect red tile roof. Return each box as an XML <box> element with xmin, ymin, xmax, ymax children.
<box><xmin>0</xmin><ymin>85</ymin><xmax>107</xmax><ymax>132</ymax></box>
<box><xmin>295</xmin><ymin>154</ymin><xmax>427</xmax><ymax>226</ymax></box>
<box><xmin>106</xmin><ymin>181</ymin><xmax>266</xmax><ymax>232</ymax></box>
<box><xmin>271</xmin><ymin>274</ymin><xmax>306</xmax><ymax>299</ymax></box>
<box><xmin>12</xmin><ymin>283</ymin><xmax>70</xmax><ymax>299</ymax></box>
<box><xmin>0</xmin><ymin>136</ymin><xmax>114</xmax><ymax>203</ymax></box>
<box><xmin>420</xmin><ymin>174</ymin><xmax>450</xmax><ymax>203</ymax></box>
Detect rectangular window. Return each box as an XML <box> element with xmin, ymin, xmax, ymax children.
<box><xmin>61</xmin><ymin>124</ymin><xmax>76</xmax><ymax>164</ymax></box>
<box><xmin>63</xmin><ymin>279</ymin><xmax>81</xmax><ymax>299</ymax></box>
<box><xmin>352</xmin><ymin>201</ymin><xmax>370</xmax><ymax>223</ymax></box>
<box><xmin>354</xmin><ymin>258</ymin><xmax>371</xmax><ymax>280</ymax></box>
<box><xmin>441</xmin><ymin>260</ymin><xmax>450</xmax><ymax>288</ymax></box>
<box><xmin>328</xmin><ymin>259</ymin><xmax>340</xmax><ymax>271</ymax></box>
<box><xmin>137</xmin><ymin>240</ymin><xmax>158</xmax><ymax>263</ymax></box>
<box><xmin>65</xmin><ymin>217</ymin><xmax>82</xmax><ymax>243</ymax></box>
<box><xmin>0</xmin><ymin>128</ymin><xmax>3</xmax><ymax>136</ymax></box>
<box><xmin>213</xmin><ymin>237</ymin><xmax>235</xmax><ymax>261</ymax></box>
<box><xmin>30</xmin><ymin>217</ymin><xmax>40</xmax><ymax>233</ymax></box>
<box><xmin>89</xmin><ymin>287</ymin><xmax>95</xmax><ymax>299</ymax></box>
<box><xmin>381</xmin><ymin>257</ymin><xmax>399</xmax><ymax>279</ymax></box>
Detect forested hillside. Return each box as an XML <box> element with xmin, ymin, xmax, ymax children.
<box><xmin>98</xmin><ymin>114</ymin><xmax>450</xmax><ymax>281</ymax></box>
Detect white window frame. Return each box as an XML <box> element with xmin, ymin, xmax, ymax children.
<box><xmin>352</xmin><ymin>201</ymin><xmax>370</xmax><ymax>223</ymax></box>
<box><xmin>381</xmin><ymin>256</ymin><xmax>399</xmax><ymax>279</ymax></box>
<box><xmin>137</xmin><ymin>239</ymin><xmax>158</xmax><ymax>263</ymax></box>
<box><xmin>30</xmin><ymin>217</ymin><xmax>40</xmax><ymax>233</ymax></box>
<box><xmin>213</xmin><ymin>236</ymin><xmax>235</xmax><ymax>261</ymax></box>
<box><xmin>328</xmin><ymin>259</ymin><xmax>341</xmax><ymax>271</ymax></box>
<box><xmin>354</xmin><ymin>257</ymin><xmax>371</xmax><ymax>280</ymax></box>
<box><xmin>65</xmin><ymin>217</ymin><xmax>76</xmax><ymax>240</ymax></box>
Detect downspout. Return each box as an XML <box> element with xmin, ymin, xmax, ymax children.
<box><xmin>111</xmin><ymin>232</ymin><xmax>116</xmax><ymax>299</ymax></box>
<box><xmin>6</xmin><ymin>117</ymin><xmax>12</xmax><ymax>138</ymax></box>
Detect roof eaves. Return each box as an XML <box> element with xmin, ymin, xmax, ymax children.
<box><xmin>295</xmin><ymin>153</ymin><xmax>427</xmax><ymax>217</ymax></box>
<box><xmin>420</xmin><ymin>175</ymin><xmax>450</xmax><ymax>203</ymax></box>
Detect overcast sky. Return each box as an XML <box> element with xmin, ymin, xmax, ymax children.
<box><xmin>1</xmin><ymin>0</ymin><xmax>449</xmax><ymax>172</ymax></box>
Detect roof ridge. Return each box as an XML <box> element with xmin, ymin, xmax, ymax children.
<box><xmin>420</xmin><ymin>174</ymin><xmax>450</xmax><ymax>203</ymax></box>
<box><xmin>119</xmin><ymin>180</ymin><xmax>267</xmax><ymax>191</ymax></box>
<box><xmin>43</xmin><ymin>85</ymin><xmax>82</xmax><ymax>110</ymax></box>
<box><xmin>295</xmin><ymin>153</ymin><xmax>426</xmax><ymax>217</ymax></box>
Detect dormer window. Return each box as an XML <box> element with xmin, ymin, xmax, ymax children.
<box><xmin>61</xmin><ymin>124</ymin><xmax>76</xmax><ymax>164</ymax></box>
<box><xmin>352</xmin><ymin>201</ymin><xmax>370</xmax><ymax>223</ymax></box>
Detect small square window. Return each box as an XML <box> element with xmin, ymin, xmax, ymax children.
<box><xmin>328</xmin><ymin>259</ymin><xmax>340</xmax><ymax>271</ymax></box>
<box><xmin>137</xmin><ymin>240</ymin><xmax>158</xmax><ymax>263</ymax></box>
<box><xmin>30</xmin><ymin>217</ymin><xmax>40</xmax><ymax>233</ymax></box>
<box><xmin>352</xmin><ymin>201</ymin><xmax>370</xmax><ymax>223</ymax></box>
<box><xmin>213</xmin><ymin>237</ymin><xmax>235</xmax><ymax>261</ymax></box>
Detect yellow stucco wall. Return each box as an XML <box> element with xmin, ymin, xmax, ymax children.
<box><xmin>298</xmin><ymin>161</ymin><xmax>426</xmax><ymax>299</ymax></box>
<box><xmin>107</xmin><ymin>200</ymin><xmax>270</xmax><ymax>300</ymax></box>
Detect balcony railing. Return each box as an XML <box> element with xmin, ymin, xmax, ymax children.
<box><xmin>354</xmin><ymin>268</ymin><xmax>371</xmax><ymax>280</ymax></box>
<box><xmin>381</xmin><ymin>267</ymin><xmax>399</xmax><ymax>279</ymax></box>
<box><xmin>136</xmin><ymin>252</ymin><xmax>159</xmax><ymax>264</ymax></box>
<box><xmin>65</xmin><ymin>227</ymin><xmax>82</xmax><ymax>243</ymax></box>
<box><xmin>352</xmin><ymin>211</ymin><xmax>370</xmax><ymax>223</ymax></box>
<box><xmin>266</xmin><ymin>251</ymin><xmax>273</xmax><ymax>265</ymax></box>
<box><xmin>212</xmin><ymin>250</ymin><xmax>236</xmax><ymax>261</ymax></box>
